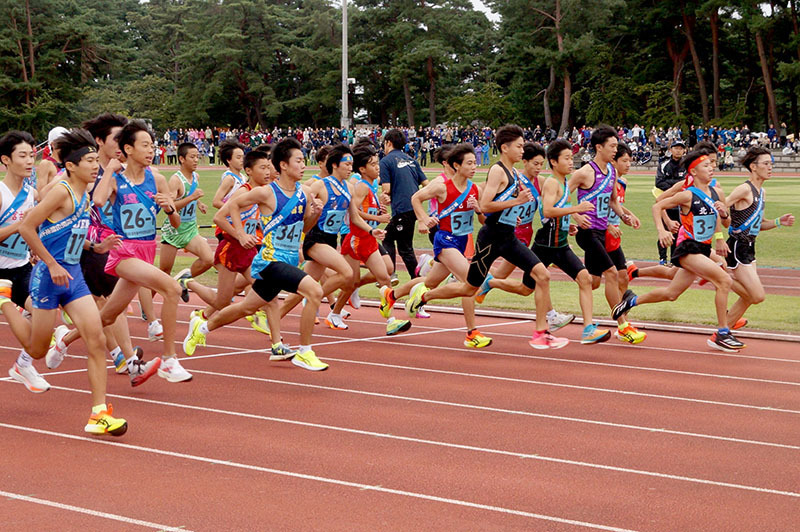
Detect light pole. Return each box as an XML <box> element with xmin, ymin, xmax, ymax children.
<box><xmin>340</xmin><ymin>0</ymin><xmax>350</xmax><ymax>129</ymax></box>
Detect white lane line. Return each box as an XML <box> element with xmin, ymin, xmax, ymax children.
<box><xmin>0</xmin><ymin>423</ymin><xmax>637</xmax><ymax>532</ymax></box>
<box><xmin>355</xmin><ymin>338</ymin><xmax>800</xmax><ymax>388</ymax></box>
<box><xmin>0</xmin><ymin>489</ymin><xmax>190</xmax><ymax>531</ymax></box>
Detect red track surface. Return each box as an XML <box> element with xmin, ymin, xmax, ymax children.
<box><xmin>2</xmin><ymin>295</ymin><xmax>799</xmax><ymax>531</ymax></box>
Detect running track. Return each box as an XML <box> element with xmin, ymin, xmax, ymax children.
<box><xmin>1</xmin><ymin>295</ymin><xmax>798</xmax><ymax>530</ymax></box>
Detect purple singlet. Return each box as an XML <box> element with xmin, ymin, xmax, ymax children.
<box><xmin>576</xmin><ymin>161</ymin><xmax>616</xmax><ymax>230</ymax></box>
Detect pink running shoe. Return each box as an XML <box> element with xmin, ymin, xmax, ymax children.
<box><xmin>529</xmin><ymin>330</ymin><xmax>569</xmax><ymax>350</ymax></box>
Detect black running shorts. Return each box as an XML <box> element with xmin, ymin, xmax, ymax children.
<box><xmin>575</xmin><ymin>228</ymin><xmax>615</xmax><ymax>276</ymax></box>
<box><xmin>532</xmin><ymin>244</ymin><xmax>586</xmax><ymax>281</ymax></box>
<box><xmin>251</xmin><ymin>261</ymin><xmax>307</xmax><ymax>302</ymax></box>
<box><xmin>467</xmin><ymin>224</ymin><xmax>540</xmax><ymax>289</ymax></box>
<box><xmin>725</xmin><ymin>237</ymin><xmax>756</xmax><ymax>268</ymax></box>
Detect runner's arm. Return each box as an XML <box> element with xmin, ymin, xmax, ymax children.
<box><xmin>212</xmin><ymin>175</ymin><xmax>235</xmax><ymax>209</ymax></box>
<box><xmin>153</xmin><ymin>171</ymin><xmax>181</xmax><ymax>228</ymax></box>
<box><xmin>18</xmin><ymin>185</ymin><xmax>73</xmax><ymax>286</ymax></box>
<box><xmin>410</xmin><ymin>177</ymin><xmax>445</xmax><ymax>228</ymax></box>
<box><xmin>480</xmin><ymin>165</ymin><xmax>530</xmax><ymax>213</ymax></box>
<box><xmin>92</xmin><ymin>166</ymin><xmax>117</xmax><ymax>207</ymax></box>
<box><xmin>541</xmin><ymin>179</ymin><xmax>592</xmax><ymax>218</ymax></box>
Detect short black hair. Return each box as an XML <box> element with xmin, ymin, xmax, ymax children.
<box><xmin>177</xmin><ymin>142</ymin><xmax>198</xmax><ymax>162</ymax></box>
<box><xmin>115</xmin><ymin>119</ymin><xmax>154</xmax><ymax>153</ymax></box>
<box><xmin>446</xmin><ymin>143</ymin><xmax>476</xmax><ymax>168</ymax></box>
<box><xmin>254</xmin><ymin>144</ymin><xmax>272</xmax><ymax>155</ymax></box>
<box><xmin>353</xmin><ymin>137</ymin><xmax>374</xmax><ymax>150</ymax></box>
<box><xmin>316</xmin><ymin>145</ymin><xmax>332</xmax><ymax>162</ymax></box>
<box><xmin>0</xmin><ymin>130</ymin><xmax>35</xmax><ymax>160</ymax></box>
<box><xmin>546</xmin><ymin>139</ymin><xmax>572</xmax><ymax>166</ymax></box>
<box><xmin>53</xmin><ymin>129</ymin><xmax>98</xmax><ymax>176</ymax></box>
<box><xmin>244</xmin><ymin>149</ymin><xmax>271</xmax><ymax>170</ymax></box>
<box><xmin>326</xmin><ymin>144</ymin><xmax>354</xmax><ymax>174</ymax></box>
<box><xmin>614</xmin><ymin>142</ymin><xmax>632</xmax><ymax>161</ymax></box>
<box><xmin>82</xmin><ymin>113</ymin><xmax>128</xmax><ymax>144</ymax></box>
<box><xmin>694</xmin><ymin>140</ymin><xmax>716</xmax><ymax>156</ymax></box>
<box><xmin>353</xmin><ymin>145</ymin><xmax>377</xmax><ymax>173</ymax></box>
<box><xmin>590</xmin><ymin>125</ymin><xmax>617</xmax><ymax>151</ymax></box>
<box><xmin>383</xmin><ymin>129</ymin><xmax>406</xmax><ymax>151</ymax></box>
<box><xmin>434</xmin><ymin>145</ymin><xmax>453</xmax><ymax>165</ymax></box>
<box><xmin>740</xmin><ymin>146</ymin><xmax>771</xmax><ymax>171</ymax></box>
<box><xmin>680</xmin><ymin>149</ymin><xmax>709</xmax><ymax>172</ymax></box>
<box><xmin>219</xmin><ymin>139</ymin><xmax>245</xmax><ymax>166</ymax></box>
<box><xmin>272</xmin><ymin>137</ymin><xmax>303</xmax><ymax>174</ymax></box>
<box><xmin>522</xmin><ymin>142</ymin><xmax>545</xmax><ymax>161</ymax></box>
<box><xmin>495</xmin><ymin>125</ymin><xmax>524</xmax><ymax>150</ymax></box>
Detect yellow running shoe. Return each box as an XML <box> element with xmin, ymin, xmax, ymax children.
<box><xmin>246</xmin><ymin>310</ymin><xmax>270</xmax><ymax>335</ymax></box>
<box><xmin>84</xmin><ymin>404</ymin><xmax>127</xmax><ymax>436</ymax></box>
<box><xmin>379</xmin><ymin>286</ymin><xmax>396</xmax><ymax>319</ymax></box>
<box><xmin>616</xmin><ymin>323</ymin><xmax>646</xmax><ymax>344</ymax></box>
<box><xmin>464</xmin><ymin>329</ymin><xmax>492</xmax><ymax>348</ymax></box>
<box><xmin>182</xmin><ymin>315</ymin><xmax>207</xmax><ymax>356</ymax></box>
<box><xmin>291</xmin><ymin>349</ymin><xmax>329</xmax><ymax>371</ymax></box>
<box><xmin>405</xmin><ymin>283</ymin><xmax>428</xmax><ymax>318</ymax></box>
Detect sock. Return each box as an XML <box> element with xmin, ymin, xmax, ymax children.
<box><xmin>717</xmin><ymin>327</ymin><xmax>730</xmax><ymax>335</ymax></box>
<box><xmin>110</xmin><ymin>346</ymin><xmax>122</xmax><ymax>358</ymax></box>
<box><xmin>16</xmin><ymin>350</ymin><xmax>33</xmax><ymax>368</ymax></box>
<box><xmin>389</xmin><ymin>290</ymin><xmax>395</xmax><ymax>299</ymax></box>
<box><xmin>299</xmin><ymin>345</ymin><xmax>310</xmax><ymax>354</ymax></box>
<box><xmin>546</xmin><ymin>309</ymin><xmax>557</xmax><ymax>320</ymax></box>
<box><xmin>272</xmin><ymin>343</ymin><xmax>281</xmax><ymax>349</ymax></box>
<box><xmin>199</xmin><ymin>322</ymin><xmax>209</xmax><ymax>335</ymax></box>
<box><xmin>420</xmin><ymin>294</ymin><xmax>428</xmax><ymax>303</ymax></box>
<box><xmin>92</xmin><ymin>404</ymin><xmax>107</xmax><ymax>415</ymax></box>
<box><xmin>631</xmin><ymin>269</ymin><xmax>639</xmax><ymax>278</ymax></box>
<box><xmin>467</xmin><ymin>328</ymin><xmax>475</xmax><ymax>335</ymax></box>
<box><xmin>618</xmin><ymin>321</ymin><xmax>629</xmax><ymax>330</ymax></box>
<box><xmin>631</xmin><ymin>295</ymin><xmax>638</xmax><ymax>306</ymax></box>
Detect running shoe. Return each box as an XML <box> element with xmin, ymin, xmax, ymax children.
<box><xmin>390</xmin><ymin>272</ymin><xmax>400</xmax><ymax>287</ymax></box>
<box><xmin>84</xmin><ymin>404</ymin><xmax>127</xmax><ymax>436</ymax></box>
<box><xmin>732</xmin><ymin>318</ymin><xmax>748</xmax><ymax>330</ymax></box>
<box><xmin>379</xmin><ymin>286</ymin><xmax>396</xmax><ymax>318</ymax></box>
<box><xmin>547</xmin><ymin>311</ymin><xmax>575</xmax><ymax>332</ymax></box>
<box><xmin>405</xmin><ymin>283</ymin><xmax>428</xmax><ymax>318</ymax></box>
<box><xmin>658</xmin><ymin>259</ymin><xmax>668</xmax><ymax>266</ymax></box>
<box><xmin>415</xmin><ymin>253</ymin><xmax>434</xmax><ymax>277</ymax></box>
<box><xmin>183</xmin><ymin>315</ymin><xmax>207</xmax><ymax>356</ymax></box>
<box><xmin>8</xmin><ymin>363</ymin><xmax>50</xmax><ymax>393</ymax></box>
<box><xmin>612</xmin><ymin>290</ymin><xmax>637</xmax><ymax>320</ymax></box>
<box><xmin>173</xmin><ymin>268</ymin><xmax>193</xmax><ymax>303</ymax></box>
<box><xmin>707</xmin><ymin>331</ymin><xmax>746</xmax><ymax>352</ymax></box>
<box><xmin>292</xmin><ymin>349</ymin><xmax>329</xmax><ymax>371</ymax></box>
<box><xmin>128</xmin><ymin>357</ymin><xmax>161</xmax><ymax>387</ymax></box>
<box><xmin>386</xmin><ymin>318</ymin><xmax>411</xmax><ymax>336</ymax></box>
<box><xmin>325</xmin><ymin>312</ymin><xmax>348</xmax><ymax>330</ymax></box>
<box><xmin>45</xmin><ymin>325</ymin><xmax>70</xmax><ymax>369</ymax></box>
<box><xmin>61</xmin><ymin>310</ymin><xmax>73</xmax><ymax>325</ymax></box>
<box><xmin>0</xmin><ymin>279</ymin><xmax>12</xmax><ymax>312</ymax></box>
<box><xmin>625</xmin><ymin>261</ymin><xmax>639</xmax><ymax>282</ymax></box>
<box><xmin>158</xmin><ymin>356</ymin><xmax>193</xmax><ymax>382</ymax></box>
<box><xmin>349</xmin><ymin>288</ymin><xmax>361</xmax><ymax>309</ymax></box>
<box><xmin>148</xmin><ymin>319</ymin><xmax>164</xmax><ymax>341</ymax></box>
<box><xmin>464</xmin><ymin>329</ymin><xmax>492</xmax><ymax>348</ymax></box>
<box><xmin>615</xmin><ymin>323</ymin><xmax>647</xmax><ymax>344</ymax></box>
<box><xmin>529</xmin><ymin>331</ymin><xmax>569</xmax><ymax>350</ymax></box>
<box><xmin>246</xmin><ymin>310</ymin><xmax>270</xmax><ymax>335</ymax></box>
<box><xmin>416</xmin><ymin>307</ymin><xmax>431</xmax><ymax>319</ymax></box>
<box><xmin>341</xmin><ymin>308</ymin><xmax>351</xmax><ymax>319</ymax></box>
<box><xmin>581</xmin><ymin>324</ymin><xmax>611</xmax><ymax>345</ymax></box>
<box><xmin>269</xmin><ymin>343</ymin><xmax>297</xmax><ymax>361</ymax></box>
<box><xmin>474</xmin><ymin>274</ymin><xmax>493</xmax><ymax>304</ymax></box>
<box><xmin>113</xmin><ymin>350</ymin><xmax>128</xmax><ymax>374</ymax></box>
<box><xmin>140</xmin><ymin>308</ymin><xmax>148</xmax><ymax>321</ymax></box>
<box><xmin>190</xmin><ymin>309</ymin><xmax>204</xmax><ymax>321</ymax></box>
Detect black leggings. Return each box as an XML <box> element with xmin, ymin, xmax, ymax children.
<box><xmin>383</xmin><ymin>210</ymin><xmax>419</xmax><ymax>277</ymax></box>
<box><xmin>467</xmin><ymin>225</ymin><xmax>540</xmax><ymax>289</ymax></box>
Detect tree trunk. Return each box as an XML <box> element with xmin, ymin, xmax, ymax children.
<box><xmin>709</xmin><ymin>7</ymin><xmax>721</xmax><ymax>120</ymax></box>
<box><xmin>426</xmin><ymin>56</ymin><xmax>436</xmax><ymax>126</ymax></box>
<box><xmin>755</xmin><ymin>31</ymin><xmax>780</xmax><ymax>127</ymax></box>
<box><xmin>402</xmin><ymin>77</ymin><xmax>415</xmax><ymax>127</ymax></box>
<box><xmin>10</xmin><ymin>16</ymin><xmax>30</xmax><ymax>105</ymax></box>
<box><xmin>543</xmin><ymin>65</ymin><xmax>555</xmax><ymax>129</ymax></box>
<box><xmin>666</xmin><ymin>36</ymin><xmax>690</xmax><ymax>117</ymax></box>
<box><xmin>792</xmin><ymin>0</ymin><xmax>800</xmax><ymax>60</ymax></box>
<box><xmin>683</xmin><ymin>12</ymin><xmax>709</xmax><ymax>125</ymax></box>
<box><xmin>25</xmin><ymin>0</ymin><xmax>35</xmax><ymax>79</ymax></box>
<box><xmin>560</xmin><ymin>67</ymin><xmax>571</xmax><ymax>135</ymax></box>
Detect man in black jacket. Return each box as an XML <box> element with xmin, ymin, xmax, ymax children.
<box><xmin>654</xmin><ymin>139</ymin><xmax>686</xmax><ymax>264</ymax></box>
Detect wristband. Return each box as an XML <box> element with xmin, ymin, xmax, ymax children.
<box><xmin>164</xmin><ymin>207</ymin><xmax>175</xmax><ymax>215</ymax></box>
<box><xmin>775</xmin><ymin>217</ymin><xmax>782</xmax><ymax>227</ymax></box>
<box><xmin>713</xmin><ymin>231</ymin><xmax>724</xmax><ymax>240</ymax></box>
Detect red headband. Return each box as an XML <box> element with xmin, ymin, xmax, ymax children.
<box><xmin>687</xmin><ymin>154</ymin><xmax>708</xmax><ymax>174</ymax></box>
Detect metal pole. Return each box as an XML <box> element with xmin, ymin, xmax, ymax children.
<box><xmin>341</xmin><ymin>0</ymin><xmax>349</xmax><ymax>129</ymax></box>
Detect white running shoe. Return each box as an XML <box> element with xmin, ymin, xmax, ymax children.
<box><xmin>8</xmin><ymin>363</ymin><xmax>50</xmax><ymax>393</ymax></box>
<box><xmin>147</xmin><ymin>320</ymin><xmax>164</xmax><ymax>341</ymax></box>
<box><xmin>416</xmin><ymin>253</ymin><xmax>434</xmax><ymax>277</ymax></box>
<box><xmin>348</xmin><ymin>288</ymin><xmax>361</xmax><ymax>309</ymax></box>
<box><xmin>416</xmin><ymin>306</ymin><xmax>431</xmax><ymax>319</ymax></box>
<box><xmin>325</xmin><ymin>312</ymin><xmax>348</xmax><ymax>330</ymax></box>
<box><xmin>547</xmin><ymin>311</ymin><xmax>575</xmax><ymax>332</ymax></box>
<box><xmin>157</xmin><ymin>356</ymin><xmax>193</xmax><ymax>383</ymax></box>
<box><xmin>45</xmin><ymin>325</ymin><xmax>70</xmax><ymax>369</ymax></box>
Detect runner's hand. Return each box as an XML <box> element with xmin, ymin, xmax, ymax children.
<box><xmin>198</xmin><ymin>201</ymin><xmax>208</xmax><ymax>214</ymax></box>
<box><xmin>657</xmin><ymin>229</ymin><xmax>674</xmax><ymax>248</ymax></box>
<box><xmin>568</xmin><ymin>224</ymin><xmax>578</xmax><ymax>236</ymax></box>
<box><xmin>155</xmin><ymin>193</ymin><xmax>174</xmax><ymax>212</ymax></box>
<box><xmin>192</xmin><ymin>188</ymin><xmax>205</xmax><ymax>200</ymax></box>
<box><xmin>666</xmin><ymin>219</ymin><xmax>680</xmax><ymax>233</ymax></box>
<box><xmin>420</xmin><ymin>215</ymin><xmax>439</xmax><ymax>230</ymax></box>
<box><xmin>238</xmin><ymin>233</ymin><xmax>260</xmax><ymax>249</ymax></box>
<box><xmin>607</xmin><ymin>225</ymin><xmax>621</xmax><ymax>239</ymax></box>
<box><xmin>467</xmin><ymin>196</ymin><xmax>481</xmax><ymax>212</ymax></box>
<box><xmin>576</xmin><ymin>201</ymin><xmax>594</xmax><ymax>213</ymax></box>
<box><xmin>779</xmin><ymin>213</ymin><xmax>795</xmax><ymax>227</ymax></box>
<box><xmin>96</xmin><ymin>234</ymin><xmax>122</xmax><ymax>254</ymax></box>
<box><xmin>48</xmin><ymin>262</ymin><xmax>73</xmax><ymax>288</ymax></box>
<box><xmin>106</xmin><ymin>158</ymin><xmax>123</xmax><ymax>175</ymax></box>
<box><xmin>572</xmin><ymin>213</ymin><xmax>591</xmax><ymax>229</ymax></box>
<box><xmin>715</xmin><ymin>238</ymin><xmax>729</xmax><ymax>258</ymax></box>
<box><xmin>517</xmin><ymin>187</ymin><xmax>534</xmax><ymax>204</ymax></box>
<box><xmin>371</xmin><ymin>229</ymin><xmax>386</xmax><ymax>240</ymax></box>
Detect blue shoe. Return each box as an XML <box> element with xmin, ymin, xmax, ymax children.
<box><xmin>475</xmin><ymin>274</ymin><xmax>494</xmax><ymax>304</ymax></box>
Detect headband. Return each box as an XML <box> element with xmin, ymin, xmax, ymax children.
<box><xmin>340</xmin><ymin>154</ymin><xmax>353</xmax><ymax>163</ymax></box>
<box><xmin>687</xmin><ymin>154</ymin><xmax>708</xmax><ymax>174</ymax></box>
<box><xmin>64</xmin><ymin>146</ymin><xmax>97</xmax><ymax>165</ymax></box>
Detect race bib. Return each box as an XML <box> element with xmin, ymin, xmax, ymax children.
<box><xmin>749</xmin><ymin>210</ymin><xmax>763</xmax><ymax>237</ymax></box>
<box><xmin>0</xmin><ymin>233</ymin><xmax>28</xmax><ymax>260</ymax></box>
<box><xmin>64</xmin><ymin>223</ymin><xmax>89</xmax><ymax>265</ymax></box>
<box><xmin>450</xmin><ymin>210</ymin><xmax>474</xmax><ymax>236</ymax></box>
<box><xmin>560</xmin><ymin>214</ymin><xmax>571</xmax><ymax>232</ymax></box>
<box><xmin>596</xmin><ymin>193</ymin><xmax>611</xmax><ymax>219</ymax></box>
<box><xmin>244</xmin><ymin>218</ymin><xmax>259</xmax><ymax>235</ymax></box>
<box><xmin>180</xmin><ymin>201</ymin><xmax>197</xmax><ymax>223</ymax></box>
<box><xmin>273</xmin><ymin>221</ymin><xmax>303</xmax><ymax>250</ymax></box>
<box><xmin>120</xmin><ymin>203</ymin><xmax>155</xmax><ymax>238</ymax></box>
<box><xmin>692</xmin><ymin>214</ymin><xmax>716</xmax><ymax>241</ymax></box>
<box><xmin>366</xmin><ymin>207</ymin><xmax>380</xmax><ymax>228</ymax></box>
<box><xmin>322</xmin><ymin>209</ymin><xmax>346</xmax><ymax>234</ymax></box>
<box><xmin>498</xmin><ymin>204</ymin><xmax>523</xmax><ymax>226</ymax></box>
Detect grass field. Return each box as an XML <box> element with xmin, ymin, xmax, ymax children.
<box><xmin>158</xmin><ymin>167</ymin><xmax>799</xmax><ymax>331</ymax></box>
